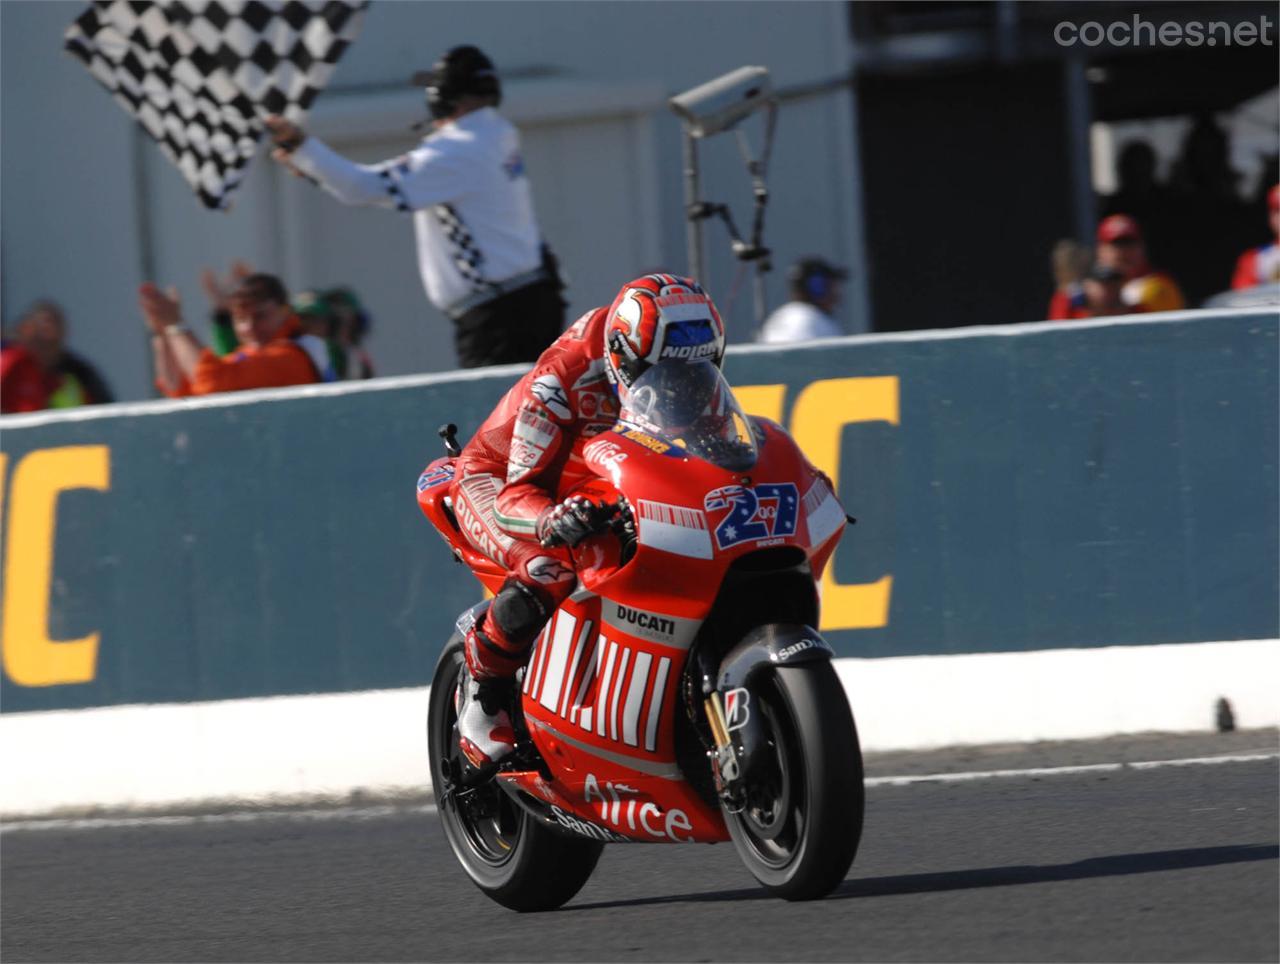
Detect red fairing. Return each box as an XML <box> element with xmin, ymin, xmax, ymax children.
<box><xmin>454</xmin><ymin>307</ymin><xmax>621</xmax><ymax>540</ymax></box>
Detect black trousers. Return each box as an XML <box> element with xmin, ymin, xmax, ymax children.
<box><xmin>453</xmin><ymin>280</ymin><xmax>566</xmax><ymax>369</ymax></box>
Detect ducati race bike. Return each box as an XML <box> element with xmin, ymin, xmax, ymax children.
<box><xmin>417</xmin><ymin>361</ymin><xmax>864</xmax><ymax>910</ymax></box>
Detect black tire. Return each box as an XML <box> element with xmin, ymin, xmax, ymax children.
<box><xmin>722</xmin><ymin>662</ymin><xmax>865</xmax><ymax>900</ymax></box>
<box><xmin>427</xmin><ymin>639</ymin><xmax>604</xmax><ymax>912</ymax></box>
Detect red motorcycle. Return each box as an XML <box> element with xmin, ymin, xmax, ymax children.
<box><xmin>417</xmin><ymin>361</ymin><xmax>864</xmax><ymax>909</ymax></box>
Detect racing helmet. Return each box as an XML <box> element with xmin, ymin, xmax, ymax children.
<box><xmin>603</xmin><ymin>274</ymin><xmax>726</xmax><ymax>402</ymax></box>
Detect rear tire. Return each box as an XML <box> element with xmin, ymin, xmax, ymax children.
<box><xmin>722</xmin><ymin>662</ymin><xmax>865</xmax><ymax>900</ymax></box>
<box><xmin>428</xmin><ymin>640</ymin><xmax>603</xmax><ymax>911</ymax></box>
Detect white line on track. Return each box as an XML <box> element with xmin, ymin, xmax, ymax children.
<box><xmin>863</xmin><ymin>751</ymin><xmax>1279</xmax><ymax>787</ymax></box>
<box><xmin>0</xmin><ymin>803</ymin><xmax>438</xmax><ymax>834</ymax></box>
<box><xmin>3</xmin><ymin>751</ymin><xmax>1275</xmax><ymax>834</ymax></box>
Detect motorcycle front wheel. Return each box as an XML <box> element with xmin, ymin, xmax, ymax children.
<box><xmin>722</xmin><ymin>662</ymin><xmax>865</xmax><ymax>900</ymax></box>
<box><xmin>427</xmin><ymin>639</ymin><xmax>603</xmax><ymax>912</ymax></box>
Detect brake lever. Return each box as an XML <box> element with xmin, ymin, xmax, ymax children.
<box><xmin>602</xmin><ymin>498</ymin><xmax>635</xmax><ymax>536</ymax></box>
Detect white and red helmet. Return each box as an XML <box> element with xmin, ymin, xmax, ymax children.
<box><xmin>603</xmin><ymin>274</ymin><xmax>726</xmax><ymax>400</ymax></box>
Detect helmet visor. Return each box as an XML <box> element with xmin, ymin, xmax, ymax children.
<box><xmin>620</xmin><ymin>361</ymin><xmax>758</xmax><ymax>471</ymax></box>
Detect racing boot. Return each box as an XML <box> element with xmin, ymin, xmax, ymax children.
<box><xmin>455</xmin><ymin>625</ymin><xmax>518</xmax><ymax>771</ymax></box>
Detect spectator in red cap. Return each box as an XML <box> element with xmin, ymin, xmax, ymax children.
<box><xmin>1230</xmin><ymin>184</ymin><xmax>1280</xmax><ymax>290</ymax></box>
<box><xmin>1095</xmin><ymin>214</ymin><xmax>1185</xmax><ymax>313</ymax></box>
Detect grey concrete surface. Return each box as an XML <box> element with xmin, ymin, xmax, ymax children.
<box><xmin>2</xmin><ymin>732</ymin><xmax>1276</xmax><ymax>962</ymax></box>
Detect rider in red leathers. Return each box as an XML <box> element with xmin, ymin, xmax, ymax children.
<box><xmin>451</xmin><ymin>273</ymin><xmax>727</xmax><ymax>769</ymax></box>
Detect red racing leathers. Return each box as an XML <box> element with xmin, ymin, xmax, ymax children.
<box><xmin>452</xmin><ymin>307</ymin><xmax>620</xmax><ymax>677</ymax></box>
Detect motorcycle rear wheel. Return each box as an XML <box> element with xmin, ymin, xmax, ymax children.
<box><xmin>722</xmin><ymin>663</ymin><xmax>865</xmax><ymax>900</ymax></box>
<box><xmin>428</xmin><ymin>639</ymin><xmax>603</xmax><ymax>912</ymax></box>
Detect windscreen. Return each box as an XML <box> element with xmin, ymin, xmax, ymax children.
<box><xmin>619</xmin><ymin>361</ymin><xmax>759</xmax><ymax>471</ymax></box>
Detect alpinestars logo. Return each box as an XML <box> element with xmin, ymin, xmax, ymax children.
<box><xmin>531</xmin><ymin>374</ymin><xmax>572</xmax><ymax>420</ymax></box>
<box><xmin>527</xmin><ymin>556</ymin><xmax>574</xmax><ymax>585</ymax></box>
<box><xmin>723</xmin><ymin>687</ymin><xmax>750</xmax><ymax>731</ymax></box>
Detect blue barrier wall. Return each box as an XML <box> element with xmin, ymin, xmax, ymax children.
<box><xmin>2</xmin><ymin>310</ymin><xmax>1276</xmax><ymax>712</ymax></box>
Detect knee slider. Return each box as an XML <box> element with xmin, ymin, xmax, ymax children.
<box><xmin>490</xmin><ymin>579</ymin><xmax>549</xmax><ymax>645</ymax></box>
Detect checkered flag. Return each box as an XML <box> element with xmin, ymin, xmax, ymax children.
<box><xmin>65</xmin><ymin>0</ymin><xmax>368</xmax><ymax>210</ymax></box>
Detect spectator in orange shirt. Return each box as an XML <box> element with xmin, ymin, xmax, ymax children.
<box><xmin>142</xmin><ymin>274</ymin><xmax>319</xmax><ymax>397</ymax></box>
<box><xmin>1095</xmin><ymin>215</ymin><xmax>1185</xmax><ymax>313</ymax></box>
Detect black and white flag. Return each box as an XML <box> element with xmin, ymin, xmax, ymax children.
<box><xmin>65</xmin><ymin>1</ymin><xmax>368</xmax><ymax>209</ymax></box>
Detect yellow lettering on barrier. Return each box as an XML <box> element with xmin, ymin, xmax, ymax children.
<box><xmin>2</xmin><ymin>446</ymin><xmax>111</xmax><ymax>686</ymax></box>
<box><xmin>789</xmin><ymin>377</ymin><xmax>899</xmax><ymax>631</ymax></box>
<box><xmin>732</xmin><ymin>384</ymin><xmax>786</xmax><ymax>424</ymax></box>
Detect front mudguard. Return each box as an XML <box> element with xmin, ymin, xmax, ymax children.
<box><xmin>714</xmin><ymin>624</ymin><xmax>834</xmax><ymax>798</ymax></box>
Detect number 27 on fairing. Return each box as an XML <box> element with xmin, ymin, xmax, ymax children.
<box><xmin>704</xmin><ymin>483</ymin><xmax>799</xmax><ymax>550</ymax></box>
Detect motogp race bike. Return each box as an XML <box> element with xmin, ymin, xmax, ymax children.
<box><xmin>417</xmin><ymin>362</ymin><xmax>864</xmax><ymax>910</ymax></box>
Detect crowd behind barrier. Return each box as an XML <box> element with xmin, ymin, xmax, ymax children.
<box><xmin>4</xmin><ymin>107</ymin><xmax>1278</xmax><ymax>412</ymax></box>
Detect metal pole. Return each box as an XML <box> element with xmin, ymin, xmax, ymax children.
<box><xmin>1063</xmin><ymin>57</ymin><xmax>1097</xmax><ymax>245</ymax></box>
<box><xmin>682</xmin><ymin>130</ymin><xmax>704</xmax><ymax>281</ymax></box>
<box><xmin>132</xmin><ymin>126</ymin><xmax>161</xmax><ymax>397</ymax></box>
<box><xmin>752</xmin><ymin>265</ymin><xmax>768</xmax><ymax>333</ymax></box>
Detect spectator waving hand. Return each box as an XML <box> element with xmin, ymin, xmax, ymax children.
<box><xmin>142</xmin><ymin>274</ymin><xmax>320</xmax><ymax>397</ymax></box>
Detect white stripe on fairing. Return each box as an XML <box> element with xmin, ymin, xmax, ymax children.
<box><xmin>595</xmin><ymin>643</ymin><xmax>619</xmax><ymax>737</ymax></box>
<box><xmin>638</xmin><ymin>518</ymin><xmax>714</xmax><ymax>559</ymax></box>
<box><xmin>7</xmin><ymin>751</ymin><xmax>1276</xmax><ymax>833</ymax></box>
<box><xmin>533</xmin><ymin>622</ymin><xmax>557</xmax><ymax>702</ymax></box>
<box><xmin>571</xmin><ymin>634</ymin><xmax>602</xmax><ymax>728</ymax></box>
<box><xmin>637</xmin><ymin>500</ymin><xmax>707</xmax><ymax>529</ymax></box>
<box><xmin>524</xmin><ymin>625</ymin><xmax>549</xmax><ymax>696</ymax></box>
<box><xmin>522</xmin><ymin>626</ymin><xmax>543</xmax><ymax>694</ymax></box>
<box><xmin>863</xmin><ymin>752</ymin><xmax>1280</xmax><ymax>787</ymax></box>
<box><xmin>645</xmin><ymin>656</ymin><xmax>672</xmax><ymax>752</ymax></box>
<box><xmin>805</xmin><ymin>487</ymin><xmax>846</xmax><ymax>546</ymax></box>
<box><xmin>559</xmin><ymin>619</ymin><xmax>593</xmax><ymax>718</ymax></box>
<box><xmin>609</xmin><ymin>649</ymin><xmax>632</xmax><ymax>742</ymax></box>
<box><xmin>622</xmin><ymin>652</ymin><xmax>653</xmax><ymax>747</ymax></box>
<box><xmin>538</xmin><ymin>612</ymin><xmax>577</xmax><ymax>712</ymax></box>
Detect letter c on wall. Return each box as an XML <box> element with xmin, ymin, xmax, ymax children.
<box><xmin>790</xmin><ymin>377</ymin><xmax>898</xmax><ymax>631</ymax></box>
<box><xmin>2</xmin><ymin>446</ymin><xmax>111</xmax><ymax>687</ymax></box>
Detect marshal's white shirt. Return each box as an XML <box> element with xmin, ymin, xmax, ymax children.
<box><xmin>290</xmin><ymin>108</ymin><xmax>543</xmax><ymax>313</ymax></box>
<box><xmin>757</xmin><ymin>302</ymin><xmax>845</xmax><ymax>344</ymax></box>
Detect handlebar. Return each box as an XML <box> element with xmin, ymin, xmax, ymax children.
<box><xmin>584</xmin><ymin>497</ymin><xmax>637</xmax><ymax>562</ymax></box>
<box><xmin>438</xmin><ymin>423</ymin><xmax>461</xmax><ymax>458</ymax></box>
<box><xmin>604</xmin><ymin>498</ymin><xmax>637</xmax><ymax>562</ymax></box>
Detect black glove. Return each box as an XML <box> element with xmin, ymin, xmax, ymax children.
<box><xmin>537</xmin><ymin>496</ymin><xmax>611</xmax><ymax>548</ymax></box>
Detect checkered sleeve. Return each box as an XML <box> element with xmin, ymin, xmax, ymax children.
<box><xmin>290</xmin><ymin>138</ymin><xmax>467</xmax><ymax>212</ymax></box>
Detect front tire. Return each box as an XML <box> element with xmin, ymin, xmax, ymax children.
<box><xmin>428</xmin><ymin>639</ymin><xmax>603</xmax><ymax>911</ymax></box>
<box><xmin>722</xmin><ymin>662</ymin><xmax>865</xmax><ymax>900</ymax></box>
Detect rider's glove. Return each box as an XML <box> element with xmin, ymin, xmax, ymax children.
<box><xmin>537</xmin><ymin>496</ymin><xmax>607</xmax><ymax>548</ymax></box>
